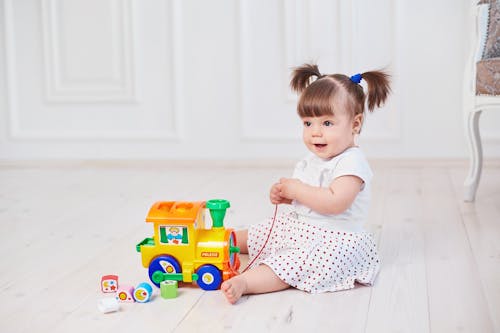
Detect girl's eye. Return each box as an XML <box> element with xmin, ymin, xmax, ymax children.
<box><xmin>323</xmin><ymin>121</ymin><xmax>333</xmax><ymax>126</ymax></box>
<box><xmin>304</xmin><ymin>121</ymin><xmax>311</xmax><ymax>127</ymax></box>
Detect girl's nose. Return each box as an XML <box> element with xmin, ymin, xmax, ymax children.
<box><xmin>311</xmin><ymin>125</ymin><xmax>322</xmax><ymax>136</ymax></box>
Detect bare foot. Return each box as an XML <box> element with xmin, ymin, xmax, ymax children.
<box><xmin>221</xmin><ymin>276</ymin><xmax>247</xmax><ymax>304</ymax></box>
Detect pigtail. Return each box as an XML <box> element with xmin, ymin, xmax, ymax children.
<box><xmin>290</xmin><ymin>64</ymin><xmax>323</xmax><ymax>93</ymax></box>
<box><xmin>360</xmin><ymin>70</ymin><xmax>391</xmax><ymax>111</ymax></box>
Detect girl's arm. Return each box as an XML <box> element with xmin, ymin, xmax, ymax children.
<box><xmin>278</xmin><ymin>176</ymin><xmax>363</xmax><ymax>215</ymax></box>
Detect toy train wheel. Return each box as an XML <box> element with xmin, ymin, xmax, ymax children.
<box><xmin>196</xmin><ymin>264</ymin><xmax>222</xmax><ymax>291</ymax></box>
<box><xmin>148</xmin><ymin>255</ymin><xmax>181</xmax><ymax>288</ymax></box>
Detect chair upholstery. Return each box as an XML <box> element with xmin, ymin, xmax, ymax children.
<box><xmin>464</xmin><ymin>0</ymin><xmax>500</xmax><ymax>201</ymax></box>
<box><xmin>476</xmin><ymin>0</ymin><xmax>500</xmax><ymax>95</ymax></box>
<box><xmin>476</xmin><ymin>59</ymin><xmax>500</xmax><ymax>94</ymax></box>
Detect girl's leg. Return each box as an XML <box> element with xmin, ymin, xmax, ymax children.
<box><xmin>221</xmin><ymin>264</ymin><xmax>289</xmax><ymax>304</ymax></box>
<box><xmin>235</xmin><ymin>229</ymin><xmax>248</xmax><ymax>254</ymax></box>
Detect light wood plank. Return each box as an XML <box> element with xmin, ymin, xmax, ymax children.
<box><xmin>450</xmin><ymin>166</ymin><xmax>500</xmax><ymax>333</ymax></box>
<box><xmin>420</xmin><ymin>167</ymin><xmax>494</xmax><ymax>332</ymax></box>
<box><xmin>365</xmin><ymin>168</ymin><xmax>429</xmax><ymax>333</ymax></box>
<box><xmin>175</xmin><ymin>285</ymin><xmax>372</xmax><ymax>332</ymax></box>
<box><xmin>0</xmin><ymin>161</ymin><xmax>498</xmax><ymax>333</ymax></box>
<box><xmin>0</xmin><ymin>166</ymin><xmax>219</xmax><ymax>332</ymax></box>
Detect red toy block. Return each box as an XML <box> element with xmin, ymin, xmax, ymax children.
<box><xmin>101</xmin><ymin>275</ymin><xmax>119</xmax><ymax>293</ymax></box>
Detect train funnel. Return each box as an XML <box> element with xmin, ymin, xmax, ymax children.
<box><xmin>206</xmin><ymin>199</ymin><xmax>230</xmax><ymax>228</ymax></box>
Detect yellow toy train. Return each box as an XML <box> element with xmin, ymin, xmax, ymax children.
<box><xmin>136</xmin><ymin>199</ymin><xmax>240</xmax><ymax>291</ymax></box>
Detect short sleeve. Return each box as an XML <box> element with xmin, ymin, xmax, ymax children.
<box><xmin>327</xmin><ymin>149</ymin><xmax>373</xmax><ymax>189</ymax></box>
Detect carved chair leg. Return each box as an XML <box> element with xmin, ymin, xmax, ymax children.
<box><xmin>464</xmin><ymin>110</ymin><xmax>483</xmax><ymax>202</ymax></box>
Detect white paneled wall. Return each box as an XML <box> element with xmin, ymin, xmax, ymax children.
<box><xmin>3</xmin><ymin>0</ymin><xmax>179</xmax><ymax>140</ymax></box>
<box><xmin>0</xmin><ymin>0</ymin><xmax>498</xmax><ymax>160</ymax></box>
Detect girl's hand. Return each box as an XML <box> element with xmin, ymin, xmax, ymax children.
<box><xmin>270</xmin><ymin>182</ymin><xmax>292</xmax><ymax>205</ymax></box>
<box><xmin>278</xmin><ymin>178</ymin><xmax>303</xmax><ymax>201</ymax></box>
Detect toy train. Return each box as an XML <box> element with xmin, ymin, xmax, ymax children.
<box><xmin>136</xmin><ymin>199</ymin><xmax>240</xmax><ymax>291</ymax></box>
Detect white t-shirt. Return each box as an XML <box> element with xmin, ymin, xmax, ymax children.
<box><xmin>291</xmin><ymin>147</ymin><xmax>373</xmax><ymax>232</ymax></box>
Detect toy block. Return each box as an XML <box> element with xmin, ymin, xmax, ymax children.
<box><xmin>160</xmin><ymin>280</ymin><xmax>178</xmax><ymax>299</ymax></box>
<box><xmin>98</xmin><ymin>297</ymin><xmax>120</xmax><ymax>313</ymax></box>
<box><xmin>133</xmin><ymin>282</ymin><xmax>153</xmax><ymax>303</ymax></box>
<box><xmin>116</xmin><ymin>285</ymin><xmax>135</xmax><ymax>303</ymax></box>
<box><xmin>101</xmin><ymin>275</ymin><xmax>119</xmax><ymax>293</ymax></box>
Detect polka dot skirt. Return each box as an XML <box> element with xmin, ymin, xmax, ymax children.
<box><xmin>247</xmin><ymin>212</ymin><xmax>380</xmax><ymax>294</ymax></box>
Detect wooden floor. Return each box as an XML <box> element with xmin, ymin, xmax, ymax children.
<box><xmin>0</xmin><ymin>160</ymin><xmax>499</xmax><ymax>333</ymax></box>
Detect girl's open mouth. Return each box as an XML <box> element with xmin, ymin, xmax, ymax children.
<box><xmin>314</xmin><ymin>144</ymin><xmax>327</xmax><ymax>148</ymax></box>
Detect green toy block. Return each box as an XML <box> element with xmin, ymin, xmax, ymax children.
<box><xmin>160</xmin><ymin>280</ymin><xmax>178</xmax><ymax>299</ymax></box>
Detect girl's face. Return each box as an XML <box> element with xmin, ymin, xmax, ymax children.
<box><xmin>301</xmin><ymin>113</ymin><xmax>362</xmax><ymax>160</ymax></box>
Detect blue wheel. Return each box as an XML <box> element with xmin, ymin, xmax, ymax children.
<box><xmin>148</xmin><ymin>255</ymin><xmax>181</xmax><ymax>288</ymax></box>
<box><xmin>196</xmin><ymin>264</ymin><xmax>222</xmax><ymax>291</ymax></box>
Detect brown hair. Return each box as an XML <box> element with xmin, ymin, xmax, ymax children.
<box><xmin>290</xmin><ymin>64</ymin><xmax>391</xmax><ymax>120</ymax></box>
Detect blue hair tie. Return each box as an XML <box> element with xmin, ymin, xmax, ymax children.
<box><xmin>350</xmin><ymin>73</ymin><xmax>362</xmax><ymax>84</ymax></box>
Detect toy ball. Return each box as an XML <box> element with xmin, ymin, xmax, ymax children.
<box><xmin>133</xmin><ymin>282</ymin><xmax>153</xmax><ymax>303</ymax></box>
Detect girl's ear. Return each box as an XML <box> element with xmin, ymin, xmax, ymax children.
<box><xmin>353</xmin><ymin>113</ymin><xmax>363</xmax><ymax>134</ymax></box>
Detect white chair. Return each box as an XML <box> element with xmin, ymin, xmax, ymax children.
<box><xmin>464</xmin><ymin>0</ymin><xmax>500</xmax><ymax>202</ymax></box>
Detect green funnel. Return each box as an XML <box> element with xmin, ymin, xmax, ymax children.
<box><xmin>206</xmin><ymin>199</ymin><xmax>230</xmax><ymax>228</ymax></box>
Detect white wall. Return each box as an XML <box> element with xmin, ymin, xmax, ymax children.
<box><xmin>0</xmin><ymin>0</ymin><xmax>499</xmax><ymax>160</ymax></box>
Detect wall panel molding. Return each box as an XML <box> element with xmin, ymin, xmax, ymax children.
<box><xmin>4</xmin><ymin>0</ymin><xmax>21</xmax><ymax>138</ymax></box>
<box><xmin>238</xmin><ymin>0</ymin><xmax>302</xmax><ymax>142</ymax></box>
<box><xmin>2</xmin><ymin>0</ymin><xmax>497</xmax><ymax>159</ymax></box>
<box><xmin>283</xmin><ymin>0</ymin><xmax>308</xmax><ymax>103</ymax></box>
<box><xmin>41</xmin><ymin>0</ymin><xmax>136</xmax><ymax>103</ymax></box>
<box><xmin>3</xmin><ymin>0</ymin><xmax>183</xmax><ymax>140</ymax></box>
<box><xmin>238</xmin><ymin>0</ymin><xmax>401</xmax><ymax>143</ymax></box>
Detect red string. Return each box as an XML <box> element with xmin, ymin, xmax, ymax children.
<box><xmin>241</xmin><ymin>204</ymin><xmax>279</xmax><ymax>273</ymax></box>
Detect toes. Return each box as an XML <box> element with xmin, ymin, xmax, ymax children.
<box><xmin>221</xmin><ymin>282</ymin><xmax>233</xmax><ymax>297</ymax></box>
<box><xmin>221</xmin><ymin>282</ymin><xmax>238</xmax><ymax>304</ymax></box>
<box><xmin>221</xmin><ymin>281</ymin><xmax>231</xmax><ymax>292</ymax></box>
<box><xmin>221</xmin><ymin>277</ymin><xmax>245</xmax><ymax>304</ymax></box>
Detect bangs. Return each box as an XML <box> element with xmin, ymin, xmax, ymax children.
<box><xmin>297</xmin><ymin>78</ymin><xmax>338</xmax><ymax>117</ymax></box>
